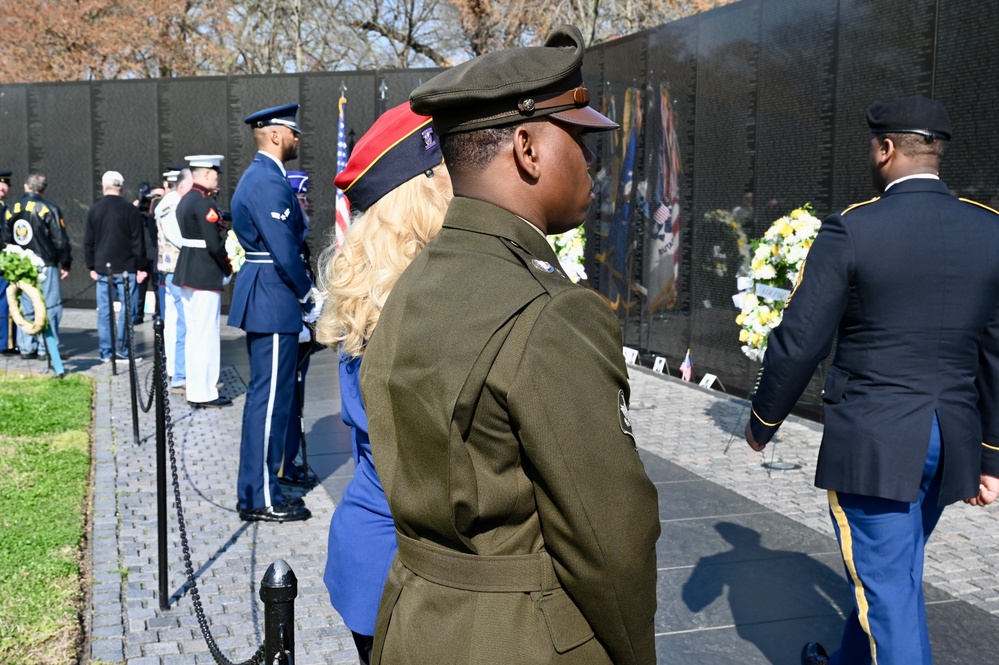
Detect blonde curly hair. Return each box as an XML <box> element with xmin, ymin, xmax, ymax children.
<box><xmin>315</xmin><ymin>165</ymin><xmax>451</xmax><ymax>357</ymax></box>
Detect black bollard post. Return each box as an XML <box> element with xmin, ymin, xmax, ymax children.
<box><xmin>123</xmin><ymin>273</ymin><xmax>140</xmax><ymax>446</ymax></box>
<box><xmin>154</xmin><ymin>317</ymin><xmax>169</xmax><ymax>610</ymax></box>
<box><xmin>107</xmin><ymin>263</ymin><xmax>117</xmax><ymax>375</ymax></box>
<box><xmin>260</xmin><ymin>559</ymin><xmax>297</xmax><ymax>664</ymax></box>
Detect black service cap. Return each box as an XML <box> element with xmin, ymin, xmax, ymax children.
<box><xmin>867</xmin><ymin>95</ymin><xmax>952</xmax><ymax>141</ymax></box>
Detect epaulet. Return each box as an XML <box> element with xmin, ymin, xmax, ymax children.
<box><xmin>500</xmin><ymin>237</ymin><xmax>577</xmax><ymax>298</ymax></box>
<box><xmin>841</xmin><ymin>197</ymin><xmax>879</xmax><ymax>215</ymax></box>
<box><xmin>960</xmin><ymin>198</ymin><xmax>999</xmax><ymax>216</ymax></box>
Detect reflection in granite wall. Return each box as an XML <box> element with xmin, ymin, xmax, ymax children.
<box><xmin>587</xmin><ymin>0</ymin><xmax>997</xmax><ymax>410</ymax></box>
<box><xmin>0</xmin><ymin>0</ymin><xmax>996</xmax><ymax>408</ymax></box>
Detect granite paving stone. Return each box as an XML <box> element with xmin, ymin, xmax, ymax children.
<box><xmin>49</xmin><ymin>307</ymin><xmax>998</xmax><ymax>664</ymax></box>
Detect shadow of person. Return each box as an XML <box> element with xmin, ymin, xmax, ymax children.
<box><xmin>682</xmin><ymin>521</ymin><xmax>850</xmax><ymax>663</ymax></box>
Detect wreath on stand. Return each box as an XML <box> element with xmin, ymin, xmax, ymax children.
<box><xmin>0</xmin><ymin>245</ymin><xmax>47</xmax><ymax>335</ymax></box>
<box><xmin>732</xmin><ymin>205</ymin><xmax>822</xmax><ymax>360</ymax></box>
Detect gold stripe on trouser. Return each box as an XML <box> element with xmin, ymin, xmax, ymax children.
<box><xmin>828</xmin><ymin>490</ymin><xmax>878</xmax><ymax>664</ymax></box>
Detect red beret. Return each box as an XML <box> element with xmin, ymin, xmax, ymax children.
<box><xmin>334</xmin><ymin>102</ymin><xmax>443</xmax><ymax>212</ymax></box>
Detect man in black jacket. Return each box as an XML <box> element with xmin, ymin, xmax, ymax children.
<box><xmin>4</xmin><ymin>172</ymin><xmax>71</xmax><ymax>360</ymax></box>
<box><xmin>84</xmin><ymin>170</ymin><xmax>148</xmax><ymax>362</ymax></box>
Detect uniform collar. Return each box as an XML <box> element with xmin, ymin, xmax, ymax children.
<box><xmin>257</xmin><ymin>150</ymin><xmax>286</xmax><ymax>176</ymax></box>
<box><xmin>191</xmin><ymin>183</ymin><xmax>213</xmax><ymax>197</ymax></box>
<box><xmin>884</xmin><ymin>173</ymin><xmax>939</xmax><ymax>192</ymax></box>
<box><xmin>880</xmin><ymin>175</ymin><xmax>949</xmax><ymax>197</ymax></box>
<box><xmin>443</xmin><ymin>197</ymin><xmax>561</xmax><ymax>263</ymax></box>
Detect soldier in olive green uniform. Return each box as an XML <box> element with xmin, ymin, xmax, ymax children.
<box><xmin>359</xmin><ymin>25</ymin><xmax>661</xmax><ymax>665</ymax></box>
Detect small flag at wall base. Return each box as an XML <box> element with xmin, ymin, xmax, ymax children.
<box><xmin>679</xmin><ymin>349</ymin><xmax>692</xmax><ymax>382</ymax></box>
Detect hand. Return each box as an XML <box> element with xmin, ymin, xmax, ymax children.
<box><xmin>965</xmin><ymin>474</ymin><xmax>999</xmax><ymax>506</ymax></box>
<box><xmin>745</xmin><ymin>421</ymin><xmax>766</xmax><ymax>451</ymax></box>
<box><xmin>137</xmin><ymin>270</ymin><xmax>148</xmax><ymax>284</ymax></box>
<box><xmin>222</xmin><ymin>273</ymin><xmax>233</xmax><ymax>286</ymax></box>
<box><xmin>60</xmin><ymin>269</ymin><xmax>69</xmax><ymax>280</ymax></box>
<box><xmin>89</xmin><ymin>270</ymin><xmax>98</xmax><ymax>281</ymax></box>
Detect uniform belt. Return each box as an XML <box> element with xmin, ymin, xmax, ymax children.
<box><xmin>395</xmin><ymin>530</ymin><xmax>559</xmax><ymax>593</ymax></box>
<box><xmin>179</xmin><ymin>238</ymin><xmax>207</xmax><ymax>248</ymax></box>
<box><xmin>245</xmin><ymin>251</ymin><xmax>273</xmax><ymax>264</ymax></box>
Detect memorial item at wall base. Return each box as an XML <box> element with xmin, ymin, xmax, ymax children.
<box><xmin>732</xmin><ymin>205</ymin><xmax>821</xmax><ymax>362</ymax></box>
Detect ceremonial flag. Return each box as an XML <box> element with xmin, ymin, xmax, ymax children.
<box><xmin>679</xmin><ymin>348</ymin><xmax>693</xmax><ymax>382</ymax></box>
<box><xmin>647</xmin><ymin>84</ymin><xmax>682</xmax><ymax>312</ymax></box>
<box><xmin>334</xmin><ymin>94</ymin><xmax>350</xmax><ymax>248</ymax></box>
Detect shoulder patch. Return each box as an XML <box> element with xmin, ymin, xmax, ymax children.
<box><xmin>959</xmin><ymin>198</ymin><xmax>999</xmax><ymax>216</ymax></box>
<box><xmin>841</xmin><ymin>197</ymin><xmax>879</xmax><ymax>215</ymax></box>
<box><xmin>531</xmin><ymin>258</ymin><xmax>555</xmax><ymax>274</ymax></box>
<box><xmin>206</xmin><ymin>208</ymin><xmax>220</xmax><ymax>223</ymax></box>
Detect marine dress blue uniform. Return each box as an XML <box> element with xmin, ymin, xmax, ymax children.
<box><xmin>324</xmin><ymin>355</ymin><xmax>396</xmax><ymax>637</ymax></box>
<box><xmin>750</xmin><ymin>174</ymin><xmax>999</xmax><ymax>664</ymax></box>
<box><xmin>228</xmin><ymin>111</ymin><xmax>314</xmax><ymax>516</ymax></box>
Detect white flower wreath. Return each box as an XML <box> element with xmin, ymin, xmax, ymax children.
<box><xmin>732</xmin><ymin>205</ymin><xmax>822</xmax><ymax>362</ymax></box>
<box><xmin>1</xmin><ymin>245</ymin><xmax>48</xmax><ymax>335</ymax></box>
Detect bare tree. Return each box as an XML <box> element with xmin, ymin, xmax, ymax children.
<box><xmin>0</xmin><ymin>0</ymin><xmax>231</xmax><ymax>83</ymax></box>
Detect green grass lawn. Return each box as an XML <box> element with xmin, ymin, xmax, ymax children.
<box><xmin>0</xmin><ymin>372</ymin><xmax>93</xmax><ymax>665</ymax></box>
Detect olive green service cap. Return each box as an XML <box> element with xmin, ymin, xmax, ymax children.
<box><xmin>410</xmin><ymin>24</ymin><xmax>618</xmax><ymax>135</ymax></box>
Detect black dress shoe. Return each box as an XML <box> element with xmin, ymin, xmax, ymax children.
<box><xmin>238</xmin><ymin>501</ymin><xmax>311</xmax><ymax>523</ymax></box>
<box><xmin>236</xmin><ymin>497</ymin><xmax>304</xmax><ymax>511</ymax></box>
<box><xmin>277</xmin><ymin>469</ymin><xmax>317</xmax><ymax>487</ymax></box>
<box><xmin>189</xmin><ymin>397</ymin><xmax>233</xmax><ymax>408</ymax></box>
<box><xmin>801</xmin><ymin>642</ymin><xmax>830</xmax><ymax>665</ymax></box>
<box><xmin>0</xmin><ymin>348</ymin><xmax>19</xmax><ymax>356</ymax></box>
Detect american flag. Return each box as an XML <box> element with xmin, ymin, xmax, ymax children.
<box><xmin>679</xmin><ymin>348</ymin><xmax>693</xmax><ymax>382</ymax></box>
<box><xmin>334</xmin><ymin>94</ymin><xmax>350</xmax><ymax>248</ymax></box>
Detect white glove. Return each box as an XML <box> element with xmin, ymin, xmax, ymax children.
<box><xmin>310</xmin><ymin>287</ymin><xmax>325</xmax><ymax>319</ymax></box>
<box><xmin>298</xmin><ymin>323</ymin><xmax>312</xmax><ymax>344</ymax></box>
<box><xmin>222</xmin><ymin>273</ymin><xmax>233</xmax><ymax>286</ymax></box>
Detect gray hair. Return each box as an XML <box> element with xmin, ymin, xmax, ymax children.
<box><xmin>25</xmin><ymin>172</ymin><xmax>47</xmax><ymax>194</ymax></box>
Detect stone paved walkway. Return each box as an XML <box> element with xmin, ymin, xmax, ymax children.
<box><xmin>7</xmin><ymin>308</ymin><xmax>998</xmax><ymax>664</ymax></box>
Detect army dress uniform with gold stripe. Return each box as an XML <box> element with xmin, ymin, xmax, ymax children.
<box><xmin>361</xmin><ymin>198</ymin><xmax>661</xmax><ymax>665</ymax></box>
<box><xmin>750</xmin><ymin>172</ymin><xmax>999</xmax><ymax>663</ymax></box>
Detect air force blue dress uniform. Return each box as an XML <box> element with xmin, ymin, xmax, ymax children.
<box><xmin>750</xmin><ymin>97</ymin><xmax>999</xmax><ymax>664</ymax></box>
<box><xmin>228</xmin><ymin>105</ymin><xmax>314</xmax><ymax>519</ymax></box>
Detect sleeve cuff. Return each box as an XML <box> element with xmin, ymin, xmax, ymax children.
<box><xmin>983</xmin><ymin>442</ymin><xmax>999</xmax><ymax>477</ymax></box>
<box><xmin>749</xmin><ymin>407</ymin><xmax>782</xmax><ymax>446</ymax></box>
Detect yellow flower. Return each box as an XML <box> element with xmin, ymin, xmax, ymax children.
<box><xmin>790</xmin><ymin>208</ymin><xmax>803</xmax><ymax>220</ymax></box>
<box><xmin>739</xmin><ymin>329</ymin><xmax>750</xmax><ymax>342</ymax></box>
<box><xmin>772</xmin><ymin>244</ymin><xmax>780</xmax><ymax>256</ymax></box>
<box><xmin>778</xmin><ymin>221</ymin><xmax>794</xmax><ymax>237</ymax></box>
<box><xmin>736</xmin><ymin>313</ymin><xmax>746</xmax><ymax>325</ymax></box>
<box><xmin>751</xmin><ymin>333</ymin><xmax>762</xmax><ymax>346</ymax></box>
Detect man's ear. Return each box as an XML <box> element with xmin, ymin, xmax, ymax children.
<box><xmin>512</xmin><ymin>124</ymin><xmax>541</xmax><ymax>181</ymax></box>
<box><xmin>876</xmin><ymin>136</ymin><xmax>895</xmax><ymax>167</ymax></box>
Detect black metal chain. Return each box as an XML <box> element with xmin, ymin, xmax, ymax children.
<box><xmin>123</xmin><ymin>288</ymin><xmax>155</xmax><ymax>413</ymax></box>
<box><xmin>156</xmin><ymin>333</ymin><xmax>266</xmax><ymax>665</ymax></box>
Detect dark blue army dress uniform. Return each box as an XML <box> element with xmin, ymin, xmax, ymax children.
<box><xmin>749</xmin><ymin>97</ymin><xmax>999</xmax><ymax>665</ymax></box>
<box><xmin>228</xmin><ymin>104</ymin><xmax>314</xmax><ymax>522</ymax></box>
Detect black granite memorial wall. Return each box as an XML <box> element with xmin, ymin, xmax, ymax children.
<box><xmin>580</xmin><ymin>0</ymin><xmax>999</xmax><ymax>409</ymax></box>
<box><xmin>0</xmin><ymin>0</ymin><xmax>995</xmax><ymax>408</ymax></box>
